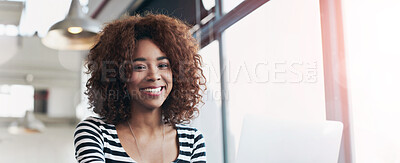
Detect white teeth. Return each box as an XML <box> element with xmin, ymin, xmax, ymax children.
<box><xmin>142</xmin><ymin>87</ymin><xmax>162</xmax><ymax>93</ymax></box>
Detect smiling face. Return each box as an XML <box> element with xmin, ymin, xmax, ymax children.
<box><xmin>128</xmin><ymin>39</ymin><xmax>173</xmax><ymax>110</ymax></box>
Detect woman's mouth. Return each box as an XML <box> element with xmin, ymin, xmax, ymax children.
<box><xmin>139</xmin><ymin>86</ymin><xmax>165</xmax><ymax>96</ymax></box>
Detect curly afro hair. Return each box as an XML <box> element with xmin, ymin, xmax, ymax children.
<box><xmin>85</xmin><ymin>14</ymin><xmax>206</xmax><ymax>125</ymax></box>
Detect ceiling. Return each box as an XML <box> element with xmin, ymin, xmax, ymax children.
<box><xmin>130</xmin><ymin>0</ymin><xmax>210</xmax><ymax>26</ymax></box>
<box><xmin>0</xmin><ymin>0</ymin><xmax>211</xmax><ymax>88</ymax></box>
<box><xmin>0</xmin><ymin>1</ymin><xmax>23</xmax><ymax>25</ymax></box>
<box><xmin>0</xmin><ymin>0</ymin><xmax>212</xmax><ymax>37</ymax></box>
<box><xmin>88</xmin><ymin>0</ymin><xmax>210</xmax><ymax>27</ymax></box>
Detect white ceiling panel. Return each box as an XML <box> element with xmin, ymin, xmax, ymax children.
<box><xmin>0</xmin><ymin>1</ymin><xmax>24</xmax><ymax>25</ymax></box>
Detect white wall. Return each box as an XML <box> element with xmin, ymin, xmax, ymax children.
<box><xmin>47</xmin><ymin>87</ymin><xmax>80</xmax><ymax>118</ymax></box>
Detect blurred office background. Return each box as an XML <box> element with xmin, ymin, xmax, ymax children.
<box><xmin>0</xmin><ymin>0</ymin><xmax>399</xmax><ymax>162</ymax></box>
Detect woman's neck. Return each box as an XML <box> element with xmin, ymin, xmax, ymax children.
<box><xmin>128</xmin><ymin>103</ymin><xmax>164</xmax><ymax>135</ymax></box>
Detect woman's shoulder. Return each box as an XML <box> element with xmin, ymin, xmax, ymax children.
<box><xmin>175</xmin><ymin>124</ymin><xmax>207</xmax><ymax>162</ymax></box>
<box><xmin>76</xmin><ymin>116</ymin><xmax>107</xmax><ymax>126</ymax></box>
<box><xmin>175</xmin><ymin>124</ymin><xmax>200</xmax><ymax>132</ymax></box>
<box><xmin>75</xmin><ymin>116</ymin><xmax>115</xmax><ymax>135</ymax></box>
<box><xmin>175</xmin><ymin>124</ymin><xmax>205</xmax><ymax>140</ymax></box>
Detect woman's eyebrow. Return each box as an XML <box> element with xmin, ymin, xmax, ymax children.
<box><xmin>133</xmin><ymin>56</ymin><xmax>168</xmax><ymax>62</ymax></box>
<box><xmin>157</xmin><ymin>56</ymin><xmax>168</xmax><ymax>60</ymax></box>
<box><xmin>133</xmin><ymin>58</ymin><xmax>146</xmax><ymax>62</ymax></box>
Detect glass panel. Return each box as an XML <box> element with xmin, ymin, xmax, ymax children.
<box><xmin>192</xmin><ymin>40</ymin><xmax>224</xmax><ymax>163</ymax></box>
<box><xmin>222</xmin><ymin>0</ymin><xmax>325</xmax><ymax>162</ymax></box>
<box><xmin>342</xmin><ymin>0</ymin><xmax>400</xmax><ymax>162</ymax></box>
<box><xmin>222</xmin><ymin>0</ymin><xmax>245</xmax><ymax>14</ymax></box>
<box><xmin>202</xmin><ymin>0</ymin><xmax>216</xmax><ymax>11</ymax></box>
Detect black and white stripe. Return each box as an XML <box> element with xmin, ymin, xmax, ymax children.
<box><xmin>74</xmin><ymin>117</ymin><xmax>207</xmax><ymax>163</ymax></box>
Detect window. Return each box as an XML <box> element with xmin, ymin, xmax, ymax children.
<box><xmin>221</xmin><ymin>0</ymin><xmax>325</xmax><ymax>162</ymax></box>
<box><xmin>341</xmin><ymin>0</ymin><xmax>400</xmax><ymax>162</ymax></box>
<box><xmin>222</xmin><ymin>0</ymin><xmax>245</xmax><ymax>13</ymax></box>
<box><xmin>0</xmin><ymin>84</ymin><xmax>34</xmax><ymax>117</ymax></box>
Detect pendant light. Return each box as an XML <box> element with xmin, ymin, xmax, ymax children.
<box><xmin>42</xmin><ymin>0</ymin><xmax>101</xmax><ymax>50</ymax></box>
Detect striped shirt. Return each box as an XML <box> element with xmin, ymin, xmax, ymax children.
<box><xmin>74</xmin><ymin>116</ymin><xmax>207</xmax><ymax>163</ymax></box>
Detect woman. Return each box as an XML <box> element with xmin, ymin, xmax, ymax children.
<box><xmin>74</xmin><ymin>14</ymin><xmax>207</xmax><ymax>163</ymax></box>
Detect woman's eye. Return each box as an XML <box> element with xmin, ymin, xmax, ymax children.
<box><xmin>159</xmin><ymin>64</ymin><xmax>169</xmax><ymax>68</ymax></box>
<box><xmin>134</xmin><ymin>65</ymin><xmax>146</xmax><ymax>70</ymax></box>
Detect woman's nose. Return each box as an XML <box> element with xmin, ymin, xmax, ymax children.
<box><xmin>145</xmin><ymin>67</ymin><xmax>161</xmax><ymax>81</ymax></box>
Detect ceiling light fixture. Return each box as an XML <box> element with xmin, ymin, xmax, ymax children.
<box><xmin>42</xmin><ymin>0</ymin><xmax>101</xmax><ymax>50</ymax></box>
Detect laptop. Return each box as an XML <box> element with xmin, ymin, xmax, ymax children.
<box><xmin>235</xmin><ymin>115</ymin><xmax>343</xmax><ymax>163</ymax></box>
